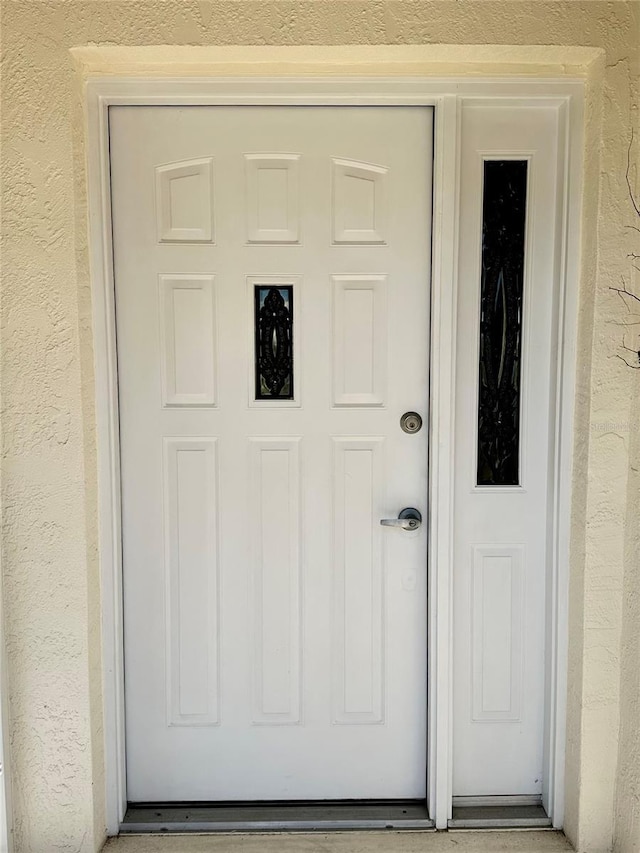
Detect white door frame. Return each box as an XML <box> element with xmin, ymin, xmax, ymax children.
<box><xmin>84</xmin><ymin>74</ymin><xmax>584</xmax><ymax>835</ymax></box>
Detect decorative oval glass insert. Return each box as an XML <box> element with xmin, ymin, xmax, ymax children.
<box><xmin>477</xmin><ymin>160</ymin><xmax>528</xmax><ymax>487</ymax></box>
<box><xmin>254</xmin><ymin>285</ymin><xmax>294</xmax><ymax>400</ymax></box>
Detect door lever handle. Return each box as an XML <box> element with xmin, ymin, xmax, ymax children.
<box><xmin>380</xmin><ymin>507</ymin><xmax>422</xmax><ymax>531</ymax></box>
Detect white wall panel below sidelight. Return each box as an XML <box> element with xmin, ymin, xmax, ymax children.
<box><xmin>471</xmin><ymin>546</ymin><xmax>524</xmax><ymax>722</ymax></box>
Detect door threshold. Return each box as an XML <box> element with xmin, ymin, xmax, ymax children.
<box><xmin>448</xmin><ymin>803</ymin><xmax>551</xmax><ymax>829</ymax></box>
<box><xmin>121</xmin><ymin>800</ymin><xmax>435</xmax><ymax>833</ymax></box>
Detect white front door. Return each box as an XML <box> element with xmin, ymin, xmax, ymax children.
<box><xmin>110</xmin><ymin>106</ymin><xmax>433</xmax><ymax>802</ymax></box>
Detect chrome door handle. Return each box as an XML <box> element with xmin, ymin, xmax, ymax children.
<box><xmin>380</xmin><ymin>507</ymin><xmax>422</xmax><ymax>530</ymax></box>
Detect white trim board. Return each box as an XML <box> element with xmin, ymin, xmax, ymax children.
<box><xmin>83</xmin><ymin>75</ymin><xmax>583</xmax><ymax>835</ymax></box>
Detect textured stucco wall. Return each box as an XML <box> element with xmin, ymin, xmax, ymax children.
<box><xmin>615</xmin><ymin>406</ymin><xmax>640</xmax><ymax>853</ymax></box>
<box><xmin>0</xmin><ymin>2</ymin><xmax>638</xmax><ymax>852</ymax></box>
<box><xmin>613</xmin><ymin>56</ymin><xmax>640</xmax><ymax>853</ymax></box>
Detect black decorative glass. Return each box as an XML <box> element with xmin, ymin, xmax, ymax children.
<box><xmin>477</xmin><ymin>160</ymin><xmax>528</xmax><ymax>486</ymax></box>
<box><xmin>254</xmin><ymin>285</ymin><xmax>294</xmax><ymax>400</ymax></box>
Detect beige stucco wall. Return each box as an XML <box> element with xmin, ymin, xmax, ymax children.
<box><xmin>614</xmin><ymin>54</ymin><xmax>640</xmax><ymax>853</ymax></box>
<box><xmin>0</xmin><ymin>2</ymin><xmax>638</xmax><ymax>852</ymax></box>
<box><xmin>615</xmin><ymin>404</ymin><xmax>640</xmax><ymax>853</ymax></box>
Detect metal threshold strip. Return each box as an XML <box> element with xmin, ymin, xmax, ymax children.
<box><xmin>449</xmin><ymin>796</ymin><xmax>552</xmax><ymax>829</ymax></box>
<box><xmin>121</xmin><ymin>800</ymin><xmax>435</xmax><ymax>833</ymax></box>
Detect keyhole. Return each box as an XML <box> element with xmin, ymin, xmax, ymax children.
<box><xmin>400</xmin><ymin>411</ymin><xmax>423</xmax><ymax>434</ymax></box>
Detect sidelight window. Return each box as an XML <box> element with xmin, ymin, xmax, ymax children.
<box><xmin>476</xmin><ymin>159</ymin><xmax>528</xmax><ymax>487</ymax></box>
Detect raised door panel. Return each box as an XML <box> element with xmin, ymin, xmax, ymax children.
<box><xmin>164</xmin><ymin>438</ymin><xmax>219</xmax><ymax>726</ymax></box>
<box><xmin>250</xmin><ymin>439</ymin><xmax>302</xmax><ymax>725</ymax></box>
<box><xmin>245</xmin><ymin>154</ymin><xmax>300</xmax><ymax>243</ymax></box>
<box><xmin>156</xmin><ymin>158</ymin><xmax>214</xmax><ymax>243</ymax></box>
<box><xmin>332</xmin><ymin>159</ymin><xmax>388</xmax><ymax>244</ymax></box>
<box><xmin>332</xmin><ymin>438</ymin><xmax>385</xmax><ymax>724</ymax></box>
<box><xmin>332</xmin><ymin>275</ymin><xmax>387</xmax><ymax>407</ymax></box>
<box><xmin>159</xmin><ymin>274</ymin><xmax>216</xmax><ymax>407</ymax></box>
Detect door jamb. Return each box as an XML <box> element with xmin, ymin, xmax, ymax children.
<box><xmin>84</xmin><ymin>74</ymin><xmax>583</xmax><ymax>835</ymax></box>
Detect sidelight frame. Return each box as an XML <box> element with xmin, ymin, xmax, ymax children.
<box><xmin>84</xmin><ymin>72</ymin><xmax>583</xmax><ymax>835</ymax></box>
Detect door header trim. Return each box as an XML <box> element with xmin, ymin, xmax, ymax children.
<box><xmin>71</xmin><ymin>43</ymin><xmax>601</xmax><ymax>79</ymax></box>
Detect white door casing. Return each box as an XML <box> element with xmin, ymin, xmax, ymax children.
<box><xmin>84</xmin><ymin>71</ymin><xmax>582</xmax><ymax>833</ymax></box>
<box><xmin>110</xmin><ymin>105</ymin><xmax>433</xmax><ymax>801</ymax></box>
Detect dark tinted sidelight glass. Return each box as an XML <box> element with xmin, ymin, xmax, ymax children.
<box><xmin>254</xmin><ymin>285</ymin><xmax>294</xmax><ymax>400</ymax></box>
<box><xmin>477</xmin><ymin>160</ymin><xmax>528</xmax><ymax>486</ymax></box>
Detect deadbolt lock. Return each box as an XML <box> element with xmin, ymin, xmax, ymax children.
<box><xmin>400</xmin><ymin>411</ymin><xmax>423</xmax><ymax>434</ymax></box>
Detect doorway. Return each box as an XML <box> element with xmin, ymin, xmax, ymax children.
<box><xmin>86</xmin><ymin>71</ymin><xmax>579</xmax><ymax>834</ymax></box>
